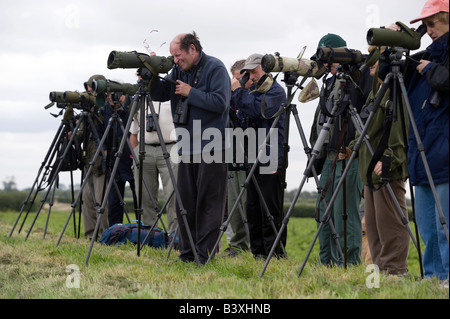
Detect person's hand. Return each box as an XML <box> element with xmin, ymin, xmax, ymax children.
<box><xmin>374</xmin><ymin>161</ymin><xmax>382</xmax><ymax>176</ymax></box>
<box><xmin>416</xmin><ymin>59</ymin><xmax>431</xmax><ymax>74</ymax></box>
<box><xmin>231</xmin><ymin>77</ymin><xmax>241</xmax><ymax>91</ymax></box>
<box><xmin>175</xmin><ymin>80</ymin><xmax>192</xmax><ymax>97</ymax></box>
<box><xmin>338</xmin><ymin>147</ymin><xmax>352</xmax><ymax>160</ymax></box>
<box><xmin>387</xmin><ymin>23</ymin><xmax>401</xmax><ymax>31</ymax></box>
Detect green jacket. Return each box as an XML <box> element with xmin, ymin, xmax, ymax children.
<box><xmin>350</xmin><ymin>83</ymin><xmax>409</xmax><ymax>185</ymax></box>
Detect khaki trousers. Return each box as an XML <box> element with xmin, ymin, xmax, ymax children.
<box><xmin>364</xmin><ymin>180</ymin><xmax>410</xmax><ymax>275</ymax></box>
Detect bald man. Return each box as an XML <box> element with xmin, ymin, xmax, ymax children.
<box><xmin>149</xmin><ymin>31</ymin><xmax>231</xmax><ymax>264</ymax></box>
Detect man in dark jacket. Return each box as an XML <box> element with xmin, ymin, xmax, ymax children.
<box><xmin>102</xmin><ymin>93</ymin><xmax>136</xmax><ymax>226</ymax></box>
<box><xmin>149</xmin><ymin>32</ymin><xmax>230</xmax><ymax>265</ymax></box>
<box><xmin>231</xmin><ymin>53</ymin><xmax>287</xmax><ymax>259</ymax></box>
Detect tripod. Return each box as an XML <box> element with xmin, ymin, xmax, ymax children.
<box><xmin>260</xmin><ymin>65</ymin><xmax>423</xmax><ymax>278</ymax></box>
<box><xmin>9</xmin><ymin>105</ymin><xmax>86</xmax><ymax>241</ymax></box>
<box><xmin>387</xmin><ymin>49</ymin><xmax>448</xmax><ymax>244</ymax></box>
<box><xmin>207</xmin><ymin>72</ymin><xmax>329</xmax><ymax>264</ymax></box>
<box><xmin>82</xmin><ymin>75</ymin><xmax>200</xmax><ymax>265</ymax></box>
<box><xmin>55</xmin><ymin>102</ymin><xmax>120</xmax><ymax>247</ymax></box>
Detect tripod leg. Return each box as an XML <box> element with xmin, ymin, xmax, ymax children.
<box><xmin>58</xmin><ymin>112</ymin><xmax>108</xmax><ymax>246</ymax></box>
<box><xmin>145</xmin><ymin>96</ymin><xmax>200</xmax><ymax>265</ymax></box>
<box><xmin>43</xmin><ymin>177</ymin><xmax>58</xmax><ymax>239</ymax></box>
<box><xmin>250</xmin><ymin>174</ymin><xmax>287</xmax><ymax>258</ymax></box>
<box><xmin>207</xmin><ymin>171</ymin><xmax>251</xmax><ymax>263</ymax></box>
<box><xmin>140</xmin><ymin>190</ymin><xmax>173</xmax><ymax>251</ymax></box>
<box><xmin>260</xmin><ymin>105</ymin><xmax>336</xmax><ymax>277</ymax></box>
<box><xmin>230</xmin><ymin>171</ymin><xmax>251</xmax><ymax>244</ymax></box>
<box><xmin>10</xmin><ymin>123</ymin><xmax>65</xmax><ymax>237</ymax></box>
<box><xmin>349</xmin><ymin>104</ymin><xmax>422</xmax><ymax>251</ymax></box>
<box><xmin>25</xmin><ymin>118</ymin><xmax>85</xmax><ymax>241</ymax></box>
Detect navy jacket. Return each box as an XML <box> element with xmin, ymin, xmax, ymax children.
<box><xmin>405</xmin><ymin>32</ymin><xmax>449</xmax><ymax>186</ymax></box>
<box><xmin>149</xmin><ymin>51</ymin><xmax>230</xmax><ymax>155</ymax></box>
<box><xmin>231</xmin><ymin>80</ymin><xmax>286</xmax><ymax>170</ymax></box>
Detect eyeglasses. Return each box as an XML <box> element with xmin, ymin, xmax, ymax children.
<box><xmin>424</xmin><ymin>19</ymin><xmax>440</xmax><ymax>28</ymax></box>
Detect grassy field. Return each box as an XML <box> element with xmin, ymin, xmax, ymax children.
<box><xmin>0</xmin><ymin>209</ymin><xmax>448</xmax><ymax>303</ymax></box>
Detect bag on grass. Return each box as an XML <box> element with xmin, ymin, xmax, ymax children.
<box><xmin>100</xmin><ymin>223</ymin><xmax>167</xmax><ymax>248</ymax></box>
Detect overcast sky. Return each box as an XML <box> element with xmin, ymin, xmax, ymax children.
<box><xmin>0</xmin><ymin>0</ymin><xmax>431</xmax><ymax>195</ymax></box>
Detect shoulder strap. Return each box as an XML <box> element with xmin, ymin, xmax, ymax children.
<box><xmin>366</xmin><ymin>96</ymin><xmax>395</xmax><ymax>191</ymax></box>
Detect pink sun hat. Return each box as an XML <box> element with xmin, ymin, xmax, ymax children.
<box><xmin>410</xmin><ymin>0</ymin><xmax>449</xmax><ymax>23</ymax></box>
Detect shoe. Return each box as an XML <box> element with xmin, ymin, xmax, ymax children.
<box><xmin>253</xmin><ymin>254</ymin><xmax>267</xmax><ymax>261</ymax></box>
<box><xmin>226</xmin><ymin>248</ymin><xmax>241</xmax><ymax>257</ymax></box>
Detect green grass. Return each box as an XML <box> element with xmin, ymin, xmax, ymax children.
<box><xmin>0</xmin><ymin>210</ymin><xmax>448</xmax><ymax>300</ymax></box>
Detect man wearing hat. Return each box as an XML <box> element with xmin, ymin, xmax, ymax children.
<box><xmin>309</xmin><ymin>33</ymin><xmax>371</xmax><ymax>267</ymax></box>
<box><xmin>388</xmin><ymin>0</ymin><xmax>449</xmax><ymax>284</ymax></box>
<box><xmin>231</xmin><ymin>53</ymin><xmax>287</xmax><ymax>259</ymax></box>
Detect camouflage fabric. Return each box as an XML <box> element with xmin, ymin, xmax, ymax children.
<box><xmin>298</xmin><ymin>78</ymin><xmax>320</xmax><ymax>103</ymax></box>
<box><xmin>255</xmin><ymin>73</ymin><xmax>274</xmax><ymax>93</ymax></box>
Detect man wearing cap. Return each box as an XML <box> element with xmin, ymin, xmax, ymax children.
<box><xmin>309</xmin><ymin>34</ymin><xmax>371</xmax><ymax>267</ymax></box>
<box><xmin>230</xmin><ymin>53</ymin><xmax>287</xmax><ymax>259</ymax></box>
<box><xmin>387</xmin><ymin>0</ymin><xmax>449</xmax><ymax>284</ymax></box>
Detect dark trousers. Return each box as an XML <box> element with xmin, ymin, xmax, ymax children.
<box><xmin>247</xmin><ymin>170</ymin><xmax>286</xmax><ymax>257</ymax></box>
<box><xmin>176</xmin><ymin>158</ymin><xmax>228</xmax><ymax>264</ymax></box>
<box><xmin>108</xmin><ymin>178</ymin><xmax>137</xmax><ymax>226</ymax></box>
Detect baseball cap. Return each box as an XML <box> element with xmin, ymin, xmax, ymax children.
<box><xmin>311</xmin><ymin>33</ymin><xmax>347</xmax><ymax>59</ymax></box>
<box><xmin>240</xmin><ymin>53</ymin><xmax>263</xmax><ymax>73</ymax></box>
<box><xmin>317</xmin><ymin>33</ymin><xmax>347</xmax><ymax>48</ymax></box>
<box><xmin>410</xmin><ymin>0</ymin><xmax>449</xmax><ymax>24</ymax></box>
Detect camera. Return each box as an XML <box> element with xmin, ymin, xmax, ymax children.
<box><xmin>92</xmin><ymin>79</ymin><xmax>138</xmax><ymax>106</ymax></box>
<box><xmin>315</xmin><ymin>47</ymin><xmax>366</xmax><ymax>65</ymax></box>
<box><xmin>63</xmin><ymin>91</ymin><xmax>97</xmax><ymax>107</ymax></box>
<box><xmin>107</xmin><ymin>51</ymin><xmax>174</xmax><ymax>75</ymax></box>
<box><xmin>49</xmin><ymin>91</ymin><xmax>66</xmax><ymax>104</ymax></box>
<box><xmin>261</xmin><ymin>53</ymin><xmax>325</xmax><ymax>78</ymax></box>
<box><xmin>146</xmin><ymin>113</ymin><xmax>159</xmax><ymax>132</ymax></box>
<box><xmin>173</xmin><ymin>98</ymin><xmax>190</xmax><ymax>125</ymax></box>
<box><xmin>92</xmin><ymin>79</ymin><xmax>138</xmax><ymax>95</ymax></box>
<box><xmin>367</xmin><ymin>21</ymin><xmax>426</xmax><ymax>50</ymax></box>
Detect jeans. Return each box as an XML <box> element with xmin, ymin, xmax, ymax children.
<box><xmin>415</xmin><ymin>183</ymin><xmax>449</xmax><ymax>280</ymax></box>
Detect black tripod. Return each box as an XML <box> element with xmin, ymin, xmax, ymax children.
<box><xmin>260</xmin><ymin>64</ymin><xmax>423</xmax><ymax>278</ymax></box>
<box><xmin>82</xmin><ymin>74</ymin><xmax>200</xmax><ymax>265</ymax></box>
<box><xmin>8</xmin><ymin>104</ymin><xmax>91</xmax><ymax>241</ymax></box>
<box><xmin>387</xmin><ymin>49</ymin><xmax>448</xmax><ymax>244</ymax></box>
<box><xmin>207</xmin><ymin>72</ymin><xmax>328</xmax><ymax>264</ymax></box>
<box><xmin>55</xmin><ymin>100</ymin><xmax>119</xmax><ymax>248</ymax></box>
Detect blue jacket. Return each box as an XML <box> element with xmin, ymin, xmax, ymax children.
<box><xmin>405</xmin><ymin>32</ymin><xmax>449</xmax><ymax>186</ymax></box>
<box><xmin>231</xmin><ymin>80</ymin><xmax>286</xmax><ymax>170</ymax></box>
<box><xmin>149</xmin><ymin>51</ymin><xmax>230</xmax><ymax>155</ymax></box>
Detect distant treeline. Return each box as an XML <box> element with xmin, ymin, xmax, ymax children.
<box><xmin>0</xmin><ymin>188</ymin><xmax>412</xmax><ymax>219</ymax></box>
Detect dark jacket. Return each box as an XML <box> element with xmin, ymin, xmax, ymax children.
<box><xmin>101</xmin><ymin>99</ymin><xmax>134</xmax><ymax>182</ymax></box>
<box><xmin>149</xmin><ymin>51</ymin><xmax>230</xmax><ymax>155</ymax></box>
<box><xmin>231</xmin><ymin>80</ymin><xmax>286</xmax><ymax>170</ymax></box>
<box><xmin>404</xmin><ymin>32</ymin><xmax>449</xmax><ymax>186</ymax></box>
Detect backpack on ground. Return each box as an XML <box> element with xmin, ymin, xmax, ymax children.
<box><xmin>100</xmin><ymin>223</ymin><xmax>167</xmax><ymax>248</ymax></box>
